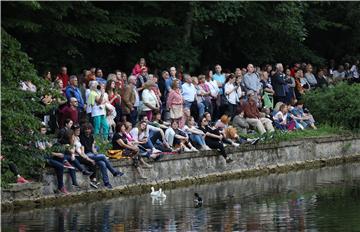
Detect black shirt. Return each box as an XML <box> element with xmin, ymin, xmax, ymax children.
<box><xmin>112</xmin><ymin>132</ymin><xmax>127</xmax><ymax>150</ymax></box>
<box><xmin>79</xmin><ymin>134</ymin><xmax>94</xmax><ymax>154</ymax></box>
<box><xmin>199</xmin><ymin>126</ymin><xmax>221</xmax><ymax>142</ymax></box>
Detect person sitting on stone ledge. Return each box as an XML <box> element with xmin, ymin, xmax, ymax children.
<box><xmin>182</xmin><ymin>116</ymin><xmax>211</xmax><ymax>151</ymax></box>
<box><xmin>198</xmin><ymin>116</ymin><xmax>233</xmax><ymax>163</ymax></box>
<box><xmin>112</xmin><ymin>122</ymin><xmax>152</xmax><ymax>179</ymax></box>
<box><xmin>165</xmin><ymin>120</ymin><xmax>198</xmax><ymax>152</ymax></box>
<box><xmin>79</xmin><ymin>123</ymin><xmax>124</xmax><ymax>189</ymax></box>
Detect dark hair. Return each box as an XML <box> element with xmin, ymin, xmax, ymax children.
<box><xmin>72</xmin><ymin>124</ymin><xmax>80</xmax><ymax>130</ymax></box>
<box><xmin>62</xmin><ymin>129</ymin><xmax>74</xmax><ymax>145</ymax></box>
<box><xmin>170</xmin><ymin>120</ymin><xmax>179</xmax><ymax>127</ymax></box>
<box><xmin>225</xmin><ymin>73</ymin><xmax>235</xmax><ymax>83</ymax></box>
<box><xmin>115</xmin><ymin>122</ymin><xmax>126</xmax><ymax>133</ymax></box>
<box><xmin>64</xmin><ymin>118</ymin><xmax>73</xmax><ymax>126</ymax></box>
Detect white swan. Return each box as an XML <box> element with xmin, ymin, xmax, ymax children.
<box><xmin>150</xmin><ymin>187</ymin><xmax>161</xmax><ymax>197</ymax></box>
<box><xmin>157</xmin><ymin>188</ymin><xmax>166</xmax><ymax>198</ymax></box>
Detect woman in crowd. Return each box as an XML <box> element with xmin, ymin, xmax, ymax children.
<box><xmin>273</xmin><ymin>104</ymin><xmax>296</xmax><ymax>131</ymax></box>
<box><xmin>224</xmin><ymin>74</ymin><xmax>240</xmax><ymax>119</ymax></box>
<box><xmin>197</xmin><ymin>75</ymin><xmax>212</xmax><ymax>115</ymax></box>
<box><xmin>214</xmin><ymin>115</ymin><xmax>240</xmax><ymax>146</ymax></box>
<box><xmin>304</xmin><ymin>64</ymin><xmax>318</xmax><ymax>88</ymax></box>
<box><xmin>141</xmin><ymin>80</ymin><xmax>160</xmax><ymax>121</ymax></box>
<box><xmin>167</xmin><ymin>79</ymin><xmax>183</xmax><ymax>122</ymax></box>
<box><xmin>112</xmin><ymin>123</ymin><xmax>152</xmax><ymax>179</ymax></box>
<box><xmin>132</xmin><ymin>58</ymin><xmax>147</xmax><ymax>77</ymax></box>
<box><xmin>183</xmin><ymin>116</ymin><xmax>211</xmax><ymax>151</ymax></box>
<box><xmin>88</xmin><ymin>81</ymin><xmax>109</xmax><ymax>139</ymax></box>
<box><xmin>198</xmin><ymin>116</ymin><xmax>233</xmax><ymax>163</ymax></box>
<box><xmin>165</xmin><ymin>120</ymin><xmax>198</xmax><ymax>152</ymax></box>
<box><xmin>150</xmin><ymin>111</ymin><xmax>170</xmax><ymax>130</ymax></box>
<box><xmin>294</xmin><ymin>69</ymin><xmax>310</xmax><ymax>100</ymax></box>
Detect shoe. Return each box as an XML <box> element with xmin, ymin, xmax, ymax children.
<box><xmin>63</xmin><ymin>161</ymin><xmax>75</xmax><ymax>169</ymax></box>
<box><xmin>113</xmin><ymin>171</ymin><xmax>124</xmax><ymax>177</ymax></box>
<box><xmin>191</xmin><ymin>147</ymin><xmax>199</xmax><ymax>152</ymax></box>
<box><xmin>72</xmin><ymin>184</ymin><xmax>81</xmax><ymax>190</ymax></box>
<box><xmin>226</xmin><ymin>158</ymin><xmax>234</xmax><ymax>163</ymax></box>
<box><xmin>59</xmin><ymin>187</ymin><xmax>69</xmax><ymax>194</ymax></box>
<box><xmin>184</xmin><ymin>147</ymin><xmax>191</xmax><ymax>152</ymax></box>
<box><xmin>90</xmin><ymin>181</ymin><xmax>99</xmax><ymax>189</ymax></box>
<box><xmin>104</xmin><ymin>183</ymin><xmax>113</xmax><ymax>189</ymax></box>
<box><xmin>232</xmin><ymin>143</ymin><xmax>240</xmax><ymax>147</ymax></box>
<box><xmin>82</xmin><ymin>170</ymin><xmax>93</xmax><ymax>176</ymax></box>
<box><xmin>250</xmin><ymin>138</ymin><xmax>260</xmax><ymax>145</ymax></box>
<box><xmin>17</xmin><ymin>176</ymin><xmax>29</xmax><ymax>184</ymax></box>
<box><xmin>152</xmin><ymin>148</ymin><xmax>162</xmax><ymax>153</ymax></box>
<box><xmin>204</xmin><ymin>145</ymin><xmax>212</xmax><ymax>151</ymax></box>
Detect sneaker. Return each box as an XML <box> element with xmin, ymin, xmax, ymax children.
<box><xmin>152</xmin><ymin>148</ymin><xmax>162</xmax><ymax>153</ymax></box>
<box><xmin>82</xmin><ymin>170</ymin><xmax>93</xmax><ymax>176</ymax></box>
<box><xmin>250</xmin><ymin>138</ymin><xmax>260</xmax><ymax>145</ymax></box>
<box><xmin>226</xmin><ymin>158</ymin><xmax>234</xmax><ymax>163</ymax></box>
<box><xmin>17</xmin><ymin>176</ymin><xmax>29</xmax><ymax>184</ymax></box>
<box><xmin>232</xmin><ymin>143</ymin><xmax>240</xmax><ymax>147</ymax></box>
<box><xmin>204</xmin><ymin>145</ymin><xmax>212</xmax><ymax>151</ymax></box>
<box><xmin>63</xmin><ymin>161</ymin><xmax>75</xmax><ymax>169</ymax></box>
<box><xmin>59</xmin><ymin>187</ymin><xmax>69</xmax><ymax>194</ymax></box>
<box><xmin>183</xmin><ymin>147</ymin><xmax>191</xmax><ymax>152</ymax></box>
<box><xmin>113</xmin><ymin>171</ymin><xmax>124</xmax><ymax>177</ymax></box>
<box><xmin>104</xmin><ymin>183</ymin><xmax>113</xmax><ymax>189</ymax></box>
<box><xmin>90</xmin><ymin>181</ymin><xmax>99</xmax><ymax>189</ymax></box>
<box><xmin>191</xmin><ymin>147</ymin><xmax>199</xmax><ymax>152</ymax></box>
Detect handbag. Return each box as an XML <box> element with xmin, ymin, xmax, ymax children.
<box><xmin>106</xmin><ymin>150</ymin><xmax>128</xmax><ymax>160</ymax></box>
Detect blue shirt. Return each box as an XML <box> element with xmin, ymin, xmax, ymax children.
<box><xmin>213</xmin><ymin>73</ymin><xmax>225</xmax><ymax>94</ymax></box>
<box><xmin>65</xmin><ymin>86</ymin><xmax>84</xmax><ymax>110</ymax></box>
<box><xmin>96</xmin><ymin>76</ymin><xmax>107</xmax><ymax>85</ymax></box>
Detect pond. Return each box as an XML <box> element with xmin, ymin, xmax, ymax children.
<box><xmin>2</xmin><ymin>163</ymin><xmax>360</xmax><ymax>231</ymax></box>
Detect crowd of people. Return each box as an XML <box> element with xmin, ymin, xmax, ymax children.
<box><xmin>16</xmin><ymin>58</ymin><xmax>359</xmax><ymax>194</ymax></box>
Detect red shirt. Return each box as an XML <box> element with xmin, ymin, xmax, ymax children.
<box><xmin>59</xmin><ymin>105</ymin><xmax>78</xmax><ymax>127</ymax></box>
<box><xmin>57</xmin><ymin>73</ymin><xmax>69</xmax><ymax>88</ymax></box>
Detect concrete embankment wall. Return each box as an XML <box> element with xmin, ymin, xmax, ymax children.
<box><xmin>2</xmin><ymin>135</ymin><xmax>360</xmax><ymax>211</ymax></box>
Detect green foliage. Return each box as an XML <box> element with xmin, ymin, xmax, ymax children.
<box><xmin>304</xmin><ymin>83</ymin><xmax>360</xmax><ymax>131</ymax></box>
<box><xmin>3</xmin><ymin>1</ymin><xmax>359</xmax><ymax>74</ymax></box>
<box><xmin>1</xmin><ymin>29</ymin><xmax>51</xmax><ymax>185</ymax></box>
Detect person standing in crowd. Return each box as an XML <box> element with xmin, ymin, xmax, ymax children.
<box><xmin>181</xmin><ymin>74</ymin><xmax>197</xmax><ymax>111</ymax></box>
<box><xmin>132</xmin><ymin>58</ymin><xmax>147</xmax><ymax>77</ymax></box>
<box><xmin>95</xmin><ymin>69</ymin><xmax>107</xmax><ymax>85</ymax></box>
<box><xmin>65</xmin><ymin>75</ymin><xmax>85</xmax><ymax>121</ymax></box>
<box><xmin>350</xmin><ymin>59</ymin><xmax>359</xmax><ymax>83</ymax></box>
<box><xmin>205</xmin><ymin>70</ymin><xmax>219</xmax><ymax>119</ymax></box>
<box><xmin>304</xmin><ymin>64</ymin><xmax>318</xmax><ymax>88</ymax></box>
<box><xmin>165</xmin><ymin>66</ymin><xmax>178</xmax><ymax>97</ymax></box>
<box><xmin>193</xmin><ymin>76</ymin><xmax>209</xmax><ymax>119</ymax></box>
<box><xmin>141</xmin><ymin>80</ymin><xmax>160</xmax><ymax>121</ymax></box>
<box><xmin>56</xmin><ymin>66</ymin><xmax>69</xmax><ymax>89</ymax></box>
<box><xmin>224</xmin><ymin>74</ymin><xmax>239</xmax><ymax>119</ymax></box>
<box><xmin>87</xmin><ymin>81</ymin><xmax>109</xmax><ymax>139</ymax></box>
<box><xmin>285</xmin><ymin>68</ymin><xmax>296</xmax><ymax>104</ymax></box>
<box><xmin>122</xmin><ymin>75</ymin><xmax>139</xmax><ymax>126</ymax></box>
<box><xmin>272</xmin><ymin>63</ymin><xmax>288</xmax><ymax>104</ymax></box>
<box><xmin>167</xmin><ymin>79</ymin><xmax>184</xmax><ymax>123</ymax></box>
<box><xmin>243</xmin><ymin>64</ymin><xmax>262</xmax><ymax>105</ymax></box>
<box><xmin>213</xmin><ymin>64</ymin><xmax>226</xmax><ymax>118</ymax></box>
<box><xmin>294</xmin><ymin>69</ymin><xmax>310</xmax><ymax>100</ymax></box>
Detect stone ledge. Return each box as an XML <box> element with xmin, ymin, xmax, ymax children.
<box><xmin>2</xmin><ymin>135</ymin><xmax>360</xmax><ymax>211</ymax></box>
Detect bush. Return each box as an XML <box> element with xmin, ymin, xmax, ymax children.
<box><xmin>304</xmin><ymin>83</ymin><xmax>360</xmax><ymax>131</ymax></box>
<box><xmin>1</xmin><ymin>29</ymin><xmax>55</xmax><ymax>186</ymax></box>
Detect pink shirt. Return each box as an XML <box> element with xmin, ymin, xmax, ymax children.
<box><xmin>166</xmin><ymin>89</ymin><xmax>183</xmax><ymax>108</ymax></box>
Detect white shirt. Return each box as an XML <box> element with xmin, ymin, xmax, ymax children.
<box><xmin>133</xmin><ymin>86</ymin><xmax>140</xmax><ymax>107</ymax></box>
<box><xmin>206</xmin><ymin>80</ymin><xmax>219</xmax><ymax>97</ymax></box>
<box><xmin>224</xmin><ymin>83</ymin><xmax>237</xmax><ymax>105</ymax></box>
<box><xmin>181</xmin><ymin>83</ymin><xmax>197</xmax><ymax>102</ymax></box>
<box><xmin>351</xmin><ymin>65</ymin><xmax>359</xmax><ymax>78</ymax></box>
<box><xmin>142</xmin><ymin>89</ymin><xmax>158</xmax><ymax>111</ymax></box>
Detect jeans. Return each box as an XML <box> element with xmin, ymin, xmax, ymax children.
<box><xmin>47</xmin><ymin>157</ymin><xmax>77</xmax><ymax>189</ymax></box>
<box><xmin>190</xmin><ymin>134</ymin><xmax>206</xmax><ymax>146</ymax></box>
<box><xmin>92</xmin><ymin>115</ymin><xmax>109</xmax><ymax>140</ymax></box>
<box><xmin>198</xmin><ymin>102</ymin><xmax>206</xmax><ymax>119</ymax></box>
<box><xmin>86</xmin><ymin>153</ymin><xmax>118</xmax><ymax>185</ymax></box>
<box><xmin>183</xmin><ymin>100</ymin><xmax>193</xmax><ymax>110</ymax></box>
<box><xmin>129</xmin><ymin>107</ymin><xmax>138</xmax><ymax>127</ymax></box>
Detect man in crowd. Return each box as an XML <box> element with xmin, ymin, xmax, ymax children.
<box><xmin>59</xmin><ymin>97</ymin><xmax>79</xmax><ymax>128</ymax></box>
<box><xmin>272</xmin><ymin>63</ymin><xmax>288</xmax><ymax>104</ymax></box>
<box><xmin>56</xmin><ymin>66</ymin><xmax>69</xmax><ymax>89</ymax></box>
<box><xmin>65</xmin><ymin>75</ymin><xmax>85</xmax><ymax>120</ymax></box>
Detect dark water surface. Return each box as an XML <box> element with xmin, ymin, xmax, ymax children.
<box><xmin>2</xmin><ymin>163</ymin><xmax>360</xmax><ymax>231</ymax></box>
